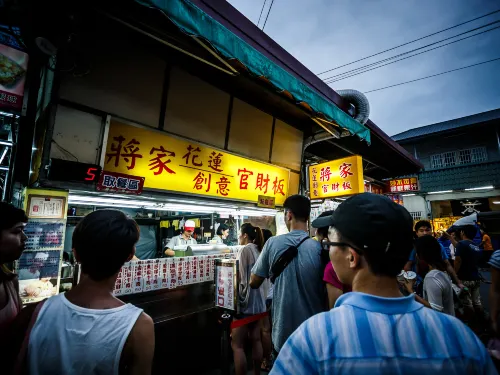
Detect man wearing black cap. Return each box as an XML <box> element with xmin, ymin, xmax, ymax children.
<box><xmin>271</xmin><ymin>193</ymin><xmax>495</xmax><ymax>375</ymax></box>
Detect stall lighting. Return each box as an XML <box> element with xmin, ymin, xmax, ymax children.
<box><xmin>0</xmin><ymin>166</ymin><xmax>8</xmax><ymax>171</ymax></box>
<box><xmin>493</xmin><ymin>201</ymin><xmax>500</xmax><ymax>205</ymax></box>
<box><xmin>68</xmin><ymin>200</ymin><xmax>142</xmax><ymax>209</ymax></box>
<box><xmin>402</xmin><ymin>194</ymin><xmax>416</xmax><ymax>197</ymax></box>
<box><xmin>464</xmin><ymin>186</ymin><xmax>494</xmax><ymax>191</ymax></box>
<box><xmin>427</xmin><ymin>190</ymin><xmax>453</xmax><ymax>195</ymax></box>
<box><xmin>0</xmin><ymin>141</ymin><xmax>13</xmax><ymax>147</ymax></box>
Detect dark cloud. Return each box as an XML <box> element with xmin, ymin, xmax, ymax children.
<box><xmin>228</xmin><ymin>0</ymin><xmax>500</xmax><ymax>135</ymax></box>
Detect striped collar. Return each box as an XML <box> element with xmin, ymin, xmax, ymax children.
<box><xmin>335</xmin><ymin>292</ymin><xmax>423</xmax><ymax>314</ymax></box>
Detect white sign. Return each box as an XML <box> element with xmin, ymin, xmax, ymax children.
<box><xmin>28</xmin><ymin>196</ymin><xmax>66</xmax><ymax>219</ymax></box>
<box><xmin>215</xmin><ymin>262</ymin><xmax>236</xmax><ymax>311</ymax></box>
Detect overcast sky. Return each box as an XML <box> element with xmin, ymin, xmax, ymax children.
<box><xmin>227</xmin><ymin>0</ymin><xmax>500</xmax><ymax>136</ymax></box>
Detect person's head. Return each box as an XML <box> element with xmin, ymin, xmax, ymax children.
<box><xmin>415</xmin><ymin>235</ymin><xmax>446</xmax><ymax>272</ymax></box>
<box><xmin>415</xmin><ymin>220</ymin><xmax>432</xmax><ymax>238</ymax></box>
<box><xmin>459</xmin><ymin>225</ymin><xmax>477</xmax><ymax>241</ymax></box>
<box><xmin>262</xmin><ymin>229</ymin><xmax>273</xmax><ymax>244</ymax></box>
<box><xmin>239</xmin><ymin>223</ymin><xmax>264</xmax><ymax>251</ymax></box>
<box><xmin>183</xmin><ymin>220</ymin><xmax>196</xmax><ymax>238</ymax></box>
<box><xmin>312</xmin><ymin>210</ymin><xmax>334</xmax><ymax>242</ymax></box>
<box><xmin>0</xmin><ymin>202</ymin><xmax>28</xmax><ymax>265</ymax></box>
<box><xmin>283</xmin><ymin>195</ymin><xmax>310</xmax><ymax>230</ymax></box>
<box><xmin>217</xmin><ymin>223</ymin><xmax>230</xmax><ymax>239</ymax></box>
<box><xmin>72</xmin><ymin>209</ymin><xmax>139</xmax><ymax>281</ymax></box>
<box><xmin>312</xmin><ymin>193</ymin><xmax>413</xmax><ymax>286</ymax></box>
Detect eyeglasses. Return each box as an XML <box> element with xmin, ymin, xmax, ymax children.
<box><xmin>321</xmin><ymin>240</ymin><xmax>363</xmax><ymax>254</ymax></box>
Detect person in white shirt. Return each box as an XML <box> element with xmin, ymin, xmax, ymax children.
<box><xmin>24</xmin><ymin>209</ymin><xmax>155</xmax><ymax>375</ymax></box>
<box><xmin>164</xmin><ymin>219</ymin><xmax>197</xmax><ymax>256</ymax></box>
<box><xmin>211</xmin><ymin>223</ymin><xmax>229</xmax><ymax>244</ymax></box>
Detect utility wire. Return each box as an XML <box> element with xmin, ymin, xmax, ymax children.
<box><xmin>363</xmin><ymin>57</ymin><xmax>500</xmax><ymax>94</ymax></box>
<box><xmin>257</xmin><ymin>0</ymin><xmax>268</xmax><ymax>28</ymax></box>
<box><xmin>323</xmin><ymin>20</ymin><xmax>500</xmax><ymax>83</ymax></box>
<box><xmin>316</xmin><ymin>9</ymin><xmax>500</xmax><ymax>75</ymax></box>
<box><xmin>262</xmin><ymin>0</ymin><xmax>275</xmax><ymax>31</ymax></box>
<box><xmin>325</xmin><ymin>24</ymin><xmax>500</xmax><ymax>84</ymax></box>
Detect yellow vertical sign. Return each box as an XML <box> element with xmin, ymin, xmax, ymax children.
<box><xmin>308</xmin><ymin>156</ymin><xmax>364</xmax><ymax>199</ymax></box>
<box><xmin>103</xmin><ymin>120</ymin><xmax>290</xmax><ymax>205</ymax></box>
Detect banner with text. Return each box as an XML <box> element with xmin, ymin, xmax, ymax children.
<box><xmin>104</xmin><ymin>120</ymin><xmax>290</xmax><ymax>204</ymax></box>
<box><xmin>308</xmin><ymin>155</ymin><xmax>364</xmax><ymax>199</ymax></box>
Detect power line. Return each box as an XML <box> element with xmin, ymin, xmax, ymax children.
<box><xmin>262</xmin><ymin>0</ymin><xmax>275</xmax><ymax>31</ymax></box>
<box><xmin>323</xmin><ymin>20</ymin><xmax>500</xmax><ymax>83</ymax></box>
<box><xmin>363</xmin><ymin>57</ymin><xmax>500</xmax><ymax>94</ymax></box>
<box><xmin>325</xmin><ymin>24</ymin><xmax>500</xmax><ymax>84</ymax></box>
<box><xmin>316</xmin><ymin>9</ymin><xmax>500</xmax><ymax>76</ymax></box>
<box><xmin>257</xmin><ymin>0</ymin><xmax>268</xmax><ymax>28</ymax></box>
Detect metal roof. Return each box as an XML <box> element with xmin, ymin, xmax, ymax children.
<box><xmin>392</xmin><ymin>108</ymin><xmax>500</xmax><ymax>142</ymax></box>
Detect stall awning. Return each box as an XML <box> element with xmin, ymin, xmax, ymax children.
<box><xmin>136</xmin><ymin>0</ymin><xmax>371</xmax><ymax>144</ymax></box>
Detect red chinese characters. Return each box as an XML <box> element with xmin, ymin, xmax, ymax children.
<box><xmin>216</xmin><ymin>177</ymin><xmax>231</xmax><ymax>196</ymax></box>
<box><xmin>182</xmin><ymin>145</ymin><xmax>202</xmax><ymax>167</ymax></box>
<box><xmin>256</xmin><ymin>173</ymin><xmax>270</xmax><ymax>194</ymax></box>
<box><xmin>272</xmin><ymin>177</ymin><xmax>285</xmax><ymax>196</ymax></box>
<box><xmin>339</xmin><ymin>163</ymin><xmax>353</xmax><ymax>179</ymax></box>
<box><xmin>193</xmin><ymin>172</ymin><xmax>211</xmax><ymax>192</ymax></box>
<box><xmin>320</xmin><ymin>167</ymin><xmax>332</xmax><ymax>182</ymax></box>
<box><xmin>238</xmin><ymin>168</ymin><xmax>254</xmax><ymax>190</ymax></box>
<box><xmin>106</xmin><ymin>135</ymin><xmax>143</xmax><ymax>170</ymax></box>
<box><xmin>208</xmin><ymin>152</ymin><xmax>224</xmax><ymax>172</ymax></box>
<box><xmin>149</xmin><ymin>146</ymin><xmax>176</xmax><ymax>175</ymax></box>
<box><xmin>342</xmin><ymin>181</ymin><xmax>352</xmax><ymax>191</ymax></box>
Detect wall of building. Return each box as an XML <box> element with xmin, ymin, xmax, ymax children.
<box><xmin>52</xmin><ymin>36</ymin><xmax>303</xmax><ymax>197</ymax></box>
<box><xmin>401</xmin><ymin>125</ymin><xmax>500</xmax><ymax>170</ymax></box>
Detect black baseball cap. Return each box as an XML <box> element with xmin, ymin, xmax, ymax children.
<box><xmin>312</xmin><ymin>210</ymin><xmax>334</xmax><ymax>228</ymax></box>
<box><xmin>312</xmin><ymin>193</ymin><xmax>413</xmax><ymax>255</ymax></box>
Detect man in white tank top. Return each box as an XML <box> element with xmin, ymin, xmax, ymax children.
<box><xmin>27</xmin><ymin>209</ymin><xmax>155</xmax><ymax>375</ymax></box>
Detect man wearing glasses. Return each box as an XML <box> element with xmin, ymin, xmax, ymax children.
<box><xmin>271</xmin><ymin>193</ymin><xmax>495</xmax><ymax>375</ymax></box>
<box><xmin>164</xmin><ymin>220</ymin><xmax>197</xmax><ymax>257</ymax></box>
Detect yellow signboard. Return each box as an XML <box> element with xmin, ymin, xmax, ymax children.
<box><xmin>257</xmin><ymin>195</ymin><xmax>276</xmax><ymax>209</ymax></box>
<box><xmin>103</xmin><ymin>120</ymin><xmax>290</xmax><ymax>205</ymax></box>
<box><xmin>308</xmin><ymin>155</ymin><xmax>364</xmax><ymax>199</ymax></box>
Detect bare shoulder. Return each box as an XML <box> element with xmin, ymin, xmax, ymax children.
<box><xmin>120</xmin><ymin>312</ymin><xmax>155</xmax><ymax>375</ymax></box>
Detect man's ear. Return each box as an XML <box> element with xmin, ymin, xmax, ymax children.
<box><xmin>126</xmin><ymin>246</ymin><xmax>137</xmax><ymax>262</ymax></box>
<box><xmin>349</xmin><ymin>248</ymin><xmax>361</xmax><ymax>269</ymax></box>
<box><xmin>72</xmin><ymin>248</ymin><xmax>80</xmax><ymax>263</ymax></box>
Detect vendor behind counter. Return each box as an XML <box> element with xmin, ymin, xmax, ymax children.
<box><xmin>164</xmin><ymin>220</ymin><xmax>197</xmax><ymax>256</ymax></box>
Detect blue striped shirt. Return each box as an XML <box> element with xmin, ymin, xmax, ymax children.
<box><xmin>271</xmin><ymin>292</ymin><xmax>496</xmax><ymax>375</ymax></box>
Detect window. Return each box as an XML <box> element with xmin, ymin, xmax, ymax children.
<box><xmin>430</xmin><ymin>147</ymin><xmax>487</xmax><ymax>169</ymax></box>
<box><xmin>409</xmin><ymin>211</ymin><xmax>424</xmax><ymax>220</ymax></box>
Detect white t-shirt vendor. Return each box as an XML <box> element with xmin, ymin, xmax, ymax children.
<box><xmin>164</xmin><ymin>220</ymin><xmax>197</xmax><ymax>256</ymax></box>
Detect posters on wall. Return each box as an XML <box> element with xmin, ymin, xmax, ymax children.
<box><xmin>0</xmin><ymin>33</ymin><xmax>28</xmax><ymax>112</ymax></box>
<box><xmin>16</xmin><ymin>189</ymin><xmax>68</xmax><ymax>304</ymax></box>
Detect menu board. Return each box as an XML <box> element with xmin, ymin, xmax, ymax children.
<box><xmin>215</xmin><ymin>259</ymin><xmax>238</xmax><ymax>311</ymax></box>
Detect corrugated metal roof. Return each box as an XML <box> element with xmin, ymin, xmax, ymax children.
<box><xmin>392</xmin><ymin>108</ymin><xmax>500</xmax><ymax>142</ymax></box>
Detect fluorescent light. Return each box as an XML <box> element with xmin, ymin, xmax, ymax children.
<box><xmin>68</xmin><ymin>200</ymin><xmax>142</xmax><ymax>209</ymax></box>
<box><xmin>0</xmin><ymin>141</ymin><xmax>13</xmax><ymax>146</ymax></box>
<box><xmin>464</xmin><ymin>186</ymin><xmax>493</xmax><ymax>191</ymax></box>
<box><xmin>402</xmin><ymin>194</ymin><xmax>416</xmax><ymax>197</ymax></box>
<box><xmin>0</xmin><ymin>148</ymin><xmax>7</xmax><ymax>164</ymax></box>
<box><xmin>493</xmin><ymin>201</ymin><xmax>500</xmax><ymax>205</ymax></box>
<box><xmin>0</xmin><ymin>166</ymin><xmax>8</xmax><ymax>171</ymax></box>
<box><xmin>428</xmin><ymin>190</ymin><xmax>452</xmax><ymax>195</ymax></box>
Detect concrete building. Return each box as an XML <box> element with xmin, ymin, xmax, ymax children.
<box><xmin>392</xmin><ymin>109</ymin><xmax>500</xmax><ymax>225</ymax></box>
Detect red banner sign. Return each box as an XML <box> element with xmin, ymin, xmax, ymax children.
<box><xmin>97</xmin><ymin>171</ymin><xmax>145</xmax><ymax>195</ymax></box>
<box><xmin>389</xmin><ymin>177</ymin><xmax>419</xmax><ymax>193</ymax></box>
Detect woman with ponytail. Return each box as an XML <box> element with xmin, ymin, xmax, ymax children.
<box><xmin>231</xmin><ymin>223</ymin><xmax>267</xmax><ymax>375</ymax></box>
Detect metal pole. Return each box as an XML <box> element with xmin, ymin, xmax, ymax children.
<box><xmin>219</xmin><ymin>312</ymin><xmax>232</xmax><ymax>375</ymax></box>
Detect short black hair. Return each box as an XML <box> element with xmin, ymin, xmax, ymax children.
<box><xmin>0</xmin><ymin>202</ymin><xmax>28</xmax><ymax>231</ymax></box>
<box><xmin>461</xmin><ymin>225</ymin><xmax>477</xmax><ymax>240</ymax></box>
<box><xmin>262</xmin><ymin>229</ymin><xmax>273</xmax><ymax>244</ymax></box>
<box><xmin>283</xmin><ymin>195</ymin><xmax>310</xmax><ymax>222</ymax></box>
<box><xmin>415</xmin><ymin>235</ymin><xmax>446</xmax><ymax>271</ymax></box>
<box><xmin>73</xmin><ymin>209</ymin><xmax>139</xmax><ymax>281</ymax></box>
<box><xmin>216</xmin><ymin>223</ymin><xmax>229</xmax><ymax>236</ymax></box>
<box><xmin>415</xmin><ymin>220</ymin><xmax>432</xmax><ymax>232</ymax></box>
<box><xmin>316</xmin><ymin>210</ymin><xmax>334</xmax><ymax>239</ymax></box>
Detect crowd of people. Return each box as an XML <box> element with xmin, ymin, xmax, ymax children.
<box><xmin>1</xmin><ymin>193</ymin><xmax>499</xmax><ymax>374</ymax></box>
